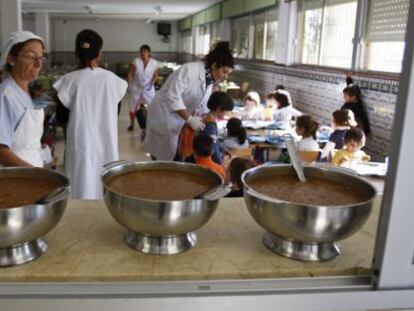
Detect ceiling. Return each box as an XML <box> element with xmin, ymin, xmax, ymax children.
<box><xmin>21</xmin><ymin>0</ymin><xmax>222</xmax><ymax>20</ymax></box>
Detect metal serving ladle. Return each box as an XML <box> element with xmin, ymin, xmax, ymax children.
<box><xmin>283</xmin><ymin>134</ymin><xmax>306</xmax><ymax>182</ymax></box>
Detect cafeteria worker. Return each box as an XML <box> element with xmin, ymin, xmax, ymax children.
<box><xmin>145</xmin><ymin>41</ymin><xmax>234</xmax><ymax>161</ymax></box>
<box><xmin>0</xmin><ymin>31</ymin><xmax>46</xmax><ymax>167</ymax></box>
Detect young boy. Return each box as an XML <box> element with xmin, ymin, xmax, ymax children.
<box><xmin>332</xmin><ymin>127</ymin><xmax>370</xmax><ymax>166</ymax></box>
<box><xmin>194</xmin><ymin>134</ymin><xmax>226</xmax><ymax>179</ymax></box>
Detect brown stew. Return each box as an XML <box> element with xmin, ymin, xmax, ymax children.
<box><xmin>0</xmin><ymin>178</ymin><xmax>62</xmax><ymax>209</ymax></box>
<box><xmin>106</xmin><ymin>170</ymin><xmax>217</xmax><ymax>201</ymax></box>
<box><xmin>248</xmin><ymin>175</ymin><xmax>368</xmax><ymax>206</ymax></box>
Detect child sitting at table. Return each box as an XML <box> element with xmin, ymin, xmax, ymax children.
<box><xmin>295</xmin><ymin>115</ymin><xmax>320</xmax><ymax>152</ymax></box>
<box><xmin>222</xmin><ymin>118</ymin><xmax>249</xmax><ymax>150</ymax></box>
<box><xmin>241</xmin><ymin>91</ymin><xmax>263</xmax><ymax>121</ymax></box>
<box><xmin>194</xmin><ymin>134</ymin><xmax>226</xmax><ymax>179</ymax></box>
<box><xmin>225</xmin><ymin>157</ymin><xmax>256</xmax><ymax>198</ymax></box>
<box><xmin>332</xmin><ymin>127</ymin><xmax>370</xmax><ymax>166</ymax></box>
<box><xmin>268</xmin><ymin>90</ymin><xmax>302</xmax><ymax>129</ymax></box>
<box><xmin>178</xmin><ymin>91</ymin><xmax>234</xmax><ymax>164</ymax></box>
<box><xmin>321</xmin><ymin>109</ymin><xmax>357</xmax><ymax>159</ymax></box>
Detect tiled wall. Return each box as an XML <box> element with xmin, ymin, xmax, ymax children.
<box><xmin>230</xmin><ymin>60</ymin><xmax>398</xmax><ymax>161</ymax></box>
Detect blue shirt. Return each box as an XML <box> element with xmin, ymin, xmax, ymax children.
<box><xmin>0</xmin><ymin>78</ymin><xmax>34</xmax><ymax>148</ymax></box>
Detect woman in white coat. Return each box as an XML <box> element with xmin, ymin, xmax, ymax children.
<box><xmin>127</xmin><ymin>44</ymin><xmax>158</xmax><ymax>131</ymax></box>
<box><xmin>0</xmin><ymin>31</ymin><xmax>46</xmax><ymax>167</ymax></box>
<box><xmin>54</xmin><ymin>29</ymin><xmax>127</xmax><ymax>200</ymax></box>
<box><xmin>145</xmin><ymin>41</ymin><xmax>234</xmax><ymax>161</ymax></box>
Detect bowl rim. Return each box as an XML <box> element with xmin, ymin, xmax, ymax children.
<box><xmin>101</xmin><ymin>160</ymin><xmax>224</xmax><ymax>203</ymax></box>
<box><xmin>241</xmin><ymin>164</ymin><xmax>377</xmax><ymax>209</ymax></box>
<box><xmin>0</xmin><ymin>167</ymin><xmax>70</xmax><ymax>210</ymax></box>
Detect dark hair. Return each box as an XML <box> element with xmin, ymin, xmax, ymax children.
<box><xmin>275</xmin><ymin>84</ymin><xmax>285</xmax><ymax>91</ymax></box>
<box><xmin>75</xmin><ymin>29</ymin><xmax>103</xmax><ymax>69</ymax></box>
<box><xmin>296</xmin><ymin>115</ymin><xmax>319</xmax><ymax>139</ymax></box>
<box><xmin>140</xmin><ymin>44</ymin><xmax>151</xmax><ymax>53</ymax></box>
<box><xmin>194</xmin><ymin>134</ymin><xmax>214</xmax><ymax>157</ymax></box>
<box><xmin>343</xmin><ymin>84</ymin><xmax>361</xmax><ymax>101</ymax></box>
<box><xmin>333</xmin><ymin>109</ymin><xmax>352</xmax><ymax>127</ymax></box>
<box><xmin>274</xmin><ymin>91</ymin><xmax>290</xmax><ymax>109</ymax></box>
<box><xmin>226</xmin><ymin>118</ymin><xmax>247</xmax><ymax>145</ymax></box>
<box><xmin>207</xmin><ymin>91</ymin><xmax>234</xmax><ymax>112</ymax></box>
<box><xmin>228</xmin><ymin>157</ymin><xmax>256</xmax><ymax>189</ymax></box>
<box><xmin>6</xmin><ymin>39</ymin><xmax>44</xmax><ymax>72</ymax></box>
<box><xmin>344</xmin><ymin>127</ymin><xmax>364</xmax><ymax>144</ymax></box>
<box><xmin>204</xmin><ymin>41</ymin><xmax>234</xmax><ymax>70</ymax></box>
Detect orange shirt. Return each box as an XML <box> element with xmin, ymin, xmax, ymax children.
<box><xmin>195</xmin><ymin>156</ymin><xmax>226</xmax><ymax>179</ymax></box>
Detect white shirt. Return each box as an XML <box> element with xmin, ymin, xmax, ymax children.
<box><xmin>222</xmin><ymin>137</ymin><xmax>249</xmax><ymax>150</ymax></box>
<box><xmin>297</xmin><ymin>137</ymin><xmax>319</xmax><ymax>151</ymax></box>
<box><xmin>273</xmin><ymin>106</ymin><xmax>302</xmax><ymax>129</ymax></box>
<box><xmin>54</xmin><ymin>67</ymin><xmax>127</xmax><ymax>199</ymax></box>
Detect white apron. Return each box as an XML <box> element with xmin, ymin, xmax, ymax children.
<box><xmin>129</xmin><ymin>58</ymin><xmax>157</xmax><ymax>111</ymax></box>
<box><xmin>145</xmin><ymin>81</ymin><xmax>213</xmax><ymax>161</ymax></box>
<box><xmin>11</xmin><ymin>104</ymin><xmax>44</xmax><ymax>167</ymax></box>
<box><xmin>53</xmin><ymin>67</ymin><xmax>128</xmax><ymax>200</ymax></box>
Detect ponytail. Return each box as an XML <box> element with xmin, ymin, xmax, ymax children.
<box><xmin>226</xmin><ymin>118</ymin><xmax>246</xmax><ymax>145</ymax></box>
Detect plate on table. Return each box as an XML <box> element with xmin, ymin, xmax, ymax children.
<box><xmin>248</xmin><ymin>135</ymin><xmax>267</xmax><ymax>143</ymax></box>
<box><xmin>348</xmin><ymin>161</ymin><xmax>387</xmax><ymax>178</ymax></box>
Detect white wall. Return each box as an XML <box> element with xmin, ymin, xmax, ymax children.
<box><xmin>51</xmin><ymin>18</ymin><xmax>178</xmax><ymax>52</ymax></box>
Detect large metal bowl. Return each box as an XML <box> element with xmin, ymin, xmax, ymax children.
<box><xmin>101</xmin><ymin>161</ymin><xmax>230</xmax><ymax>255</ymax></box>
<box><xmin>242</xmin><ymin>165</ymin><xmax>376</xmax><ymax>261</ymax></box>
<box><xmin>0</xmin><ymin>167</ymin><xmax>70</xmax><ymax>267</ymax></box>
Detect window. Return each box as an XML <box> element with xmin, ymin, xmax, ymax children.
<box><xmin>253</xmin><ymin>8</ymin><xmax>278</xmax><ymax>61</ymax></box>
<box><xmin>361</xmin><ymin>0</ymin><xmax>409</xmax><ymax>73</ymax></box>
<box><xmin>231</xmin><ymin>16</ymin><xmax>250</xmax><ymax>58</ymax></box>
<box><xmin>181</xmin><ymin>30</ymin><xmax>193</xmax><ymax>54</ymax></box>
<box><xmin>195</xmin><ymin>24</ymin><xmax>211</xmax><ymax>56</ymax></box>
<box><xmin>298</xmin><ymin>0</ymin><xmax>357</xmax><ymax>68</ymax></box>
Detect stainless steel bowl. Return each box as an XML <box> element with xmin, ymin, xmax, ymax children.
<box><xmin>102</xmin><ymin>161</ymin><xmax>230</xmax><ymax>255</ymax></box>
<box><xmin>242</xmin><ymin>165</ymin><xmax>376</xmax><ymax>261</ymax></box>
<box><xmin>0</xmin><ymin>168</ymin><xmax>70</xmax><ymax>267</ymax></box>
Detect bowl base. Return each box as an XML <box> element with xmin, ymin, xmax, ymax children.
<box><xmin>263</xmin><ymin>232</ymin><xmax>340</xmax><ymax>262</ymax></box>
<box><xmin>124</xmin><ymin>230</ymin><xmax>197</xmax><ymax>255</ymax></box>
<box><xmin>0</xmin><ymin>238</ymin><xmax>48</xmax><ymax>267</ymax></box>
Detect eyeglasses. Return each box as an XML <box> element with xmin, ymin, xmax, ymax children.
<box><xmin>19</xmin><ymin>54</ymin><xmax>47</xmax><ymax>64</ymax></box>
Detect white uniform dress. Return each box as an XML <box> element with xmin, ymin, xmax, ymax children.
<box><xmin>53</xmin><ymin>68</ymin><xmax>127</xmax><ymax>200</ymax></box>
<box><xmin>145</xmin><ymin>62</ymin><xmax>213</xmax><ymax>161</ymax></box>
<box><xmin>129</xmin><ymin>57</ymin><xmax>157</xmax><ymax>111</ymax></box>
<box><xmin>0</xmin><ymin>78</ymin><xmax>44</xmax><ymax>167</ymax></box>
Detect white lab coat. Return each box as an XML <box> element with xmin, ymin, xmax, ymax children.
<box><xmin>129</xmin><ymin>57</ymin><xmax>157</xmax><ymax>110</ymax></box>
<box><xmin>53</xmin><ymin>67</ymin><xmax>127</xmax><ymax>200</ymax></box>
<box><xmin>145</xmin><ymin>61</ymin><xmax>213</xmax><ymax>161</ymax></box>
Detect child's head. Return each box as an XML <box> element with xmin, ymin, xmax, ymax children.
<box><xmin>207</xmin><ymin>91</ymin><xmax>234</xmax><ymax>118</ymax></box>
<box><xmin>227</xmin><ymin>157</ymin><xmax>256</xmax><ymax>190</ymax></box>
<box><xmin>226</xmin><ymin>117</ymin><xmax>247</xmax><ymax>145</ymax></box>
<box><xmin>243</xmin><ymin>91</ymin><xmax>260</xmax><ymax>108</ymax></box>
<box><xmin>275</xmin><ymin>84</ymin><xmax>285</xmax><ymax>91</ymax></box>
<box><xmin>273</xmin><ymin>90</ymin><xmax>291</xmax><ymax>109</ymax></box>
<box><xmin>295</xmin><ymin>115</ymin><xmax>319</xmax><ymax>139</ymax></box>
<box><xmin>194</xmin><ymin>134</ymin><xmax>214</xmax><ymax>157</ymax></box>
<box><xmin>344</xmin><ymin>127</ymin><xmax>365</xmax><ymax>152</ymax></box>
<box><xmin>266</xmin><ymin>92</ymin><xmax>277</xmax><ymax>108</ymax></box>
<box><xmin>332</xmin><ymin>109</ymin><xmax>357</xmax><ymax>128</ymax></box>
<box><xmin>343</xmin><ymin>84</ymin><xmax>361</xmax><ymax>103</ymax></box>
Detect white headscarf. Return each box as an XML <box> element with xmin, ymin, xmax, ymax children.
<box><xmin>0</xmin><ymin>30</ymin><xmax>44</xmax><ymax>69</ymax></box>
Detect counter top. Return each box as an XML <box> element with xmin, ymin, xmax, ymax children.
<box><xmin>0</xmin><ymin>197</ymin><xmax>381</xmax><ymax>282</ymax></box>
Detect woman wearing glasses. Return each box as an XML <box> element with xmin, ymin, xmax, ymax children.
<box><xmin>0</xmin><ymin>31</ymin><xmax>46</xmax><ymax>167</ymax></box>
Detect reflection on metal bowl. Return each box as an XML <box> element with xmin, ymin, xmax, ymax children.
<box><xmin>242</xmin><ymin>165</ymin><xmax>376</xmax><ymax>262</ymax></box>
<box><xmin>0</xmin><ymin>168</ymin><xmax>70</xmax><ymax>267</ymax></box>
<box><xmin>101</xmin><ymin>161</ymin><xmax>230</xmax><ymax>255</ymax></box>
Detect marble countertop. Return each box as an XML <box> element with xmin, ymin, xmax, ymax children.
<box><xmin>0</xmin><ymin>197</ymin><xmax>381</xmax><ymax>282</ymax></box>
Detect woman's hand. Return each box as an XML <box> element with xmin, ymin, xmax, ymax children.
<box><xmin>186</xmin><ymin>116</ymin><xmax>205</xmax><ymax>131</ymax></box>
